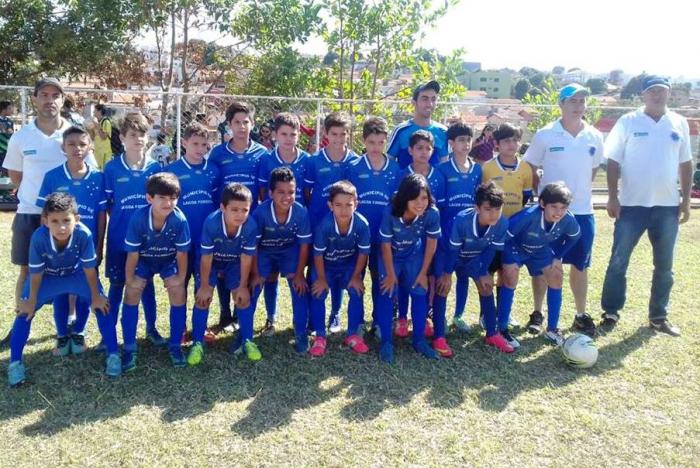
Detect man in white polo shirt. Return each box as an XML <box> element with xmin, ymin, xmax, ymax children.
<box><xmin>600</xmin><ymin>75</ymin><xmax>692</xmax><ymax>336</ymax></box>
<box><xmin>524</xmin><ymin>83</ymin><xmax>604</xmax><ymax>337</ymax></box>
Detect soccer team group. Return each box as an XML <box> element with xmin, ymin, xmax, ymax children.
<box><xmin>3</xmin><ymin>78</ymin><xmax>689</xmax><ymax>387</ymax></box>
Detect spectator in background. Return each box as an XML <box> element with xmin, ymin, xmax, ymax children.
<box><xmin>150</xmin><ymin>133</ymin><xmax>173</xmax><ymax>167</ymax></box>
<box><xmin>94</xmin><ymin>104</ymin><xmax>122</xmax><ymax>168</ymax></box>
<box><xmin>61</xmin><ymin>96</ymin><xmax>84</xmax><ymax>126</ymax></box>
<box><xmin>0</xmin><ymin>100</ymin><xmax>16</xmax><ymax>176</ymax></box>
<box><xmin>470</xmin><ymin>124</ymin><xmax>496</xmax><ymax>164</ymax></box>
<box><xmin>258</xmin><ymin>122</ymin><xmax>274</xmax><ymax>150</ymax></box>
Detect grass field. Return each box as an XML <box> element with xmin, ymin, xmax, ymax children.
<box><xmin>1</xmin><ymin>210</ymin><xmax>699</xmax><ymax>467</ymax></box>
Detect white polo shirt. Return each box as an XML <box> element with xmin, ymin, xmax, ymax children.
<box><xmin>524</xmin><ymin>120</ymin><xmax>604</xmax><ymax>215</ymax></box>
<box><xmin>3</xmin><ymin>119</ymin><xmax>98</xmax><ymax>214</ymax></box>
<box><xmin>605</xmin><ymin>108</ymin><xmax>692</xmax><ymax>207</ymax></box>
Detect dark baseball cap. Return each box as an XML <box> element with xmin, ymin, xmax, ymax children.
<box><xmin>642</xmin><ymin>75</ymin><xmax>670</xmax><ymax>93</ymax></box>
<box><xmin>34</xmin><ymin>77</ymin><xmax>64</xmax><ymax>96</ymax></box>
<box><xmin>412</xmin><ymin>80</ymin><xmax>441</xmax><ymax>101</ymax></box>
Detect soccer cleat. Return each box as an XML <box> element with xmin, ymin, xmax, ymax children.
<box><xmin>146</xmin><ymin>328</ymin><xmax>167</xmax><ymax>347</ymax></box>
<box><xmin>509</xmin><ymin>315</ymin><xmax>520</xmax><ymax>328</ymax></box>
<box><xmin>169</xmin><ymin>347</ymin><xmax>187</xmax><ymax>368</ymax></box>
<box><xmin>70</xmin><ymin>334</ymin><xmax>86</xmax><ymax>355</ymax></box>
<box><xmin>650</xmin><ymin>318</ymin><xmax>681</xmax><ymax>337</ymax></box>
<box><xmin>394</xmin><ymin>318</ymin><xmax>409</xmax><ymax>338</ymax></box>
<box><xmin>261</xmin><ymin>319</ymin><xmax>275</xmax><ymax>337</ymax></box>
<box><xmin>309</xmin><ymin>336</ymin><xmax>327</xmax><ymax>357</ymax></box>
<box><xmin>453</xmin><ymin>316</ymin><xmax>472</xmax><ymax>333</ymax></box>
<box><xmin>424</xmin><ymin>318</ymin><xmax>434</xmax><ymax>338</ymax></box>
<box><xmin>413</xmin><ymin>340</ymin><xmax>439</xmax><ymax>360</ymax></box>
<box><xmin>500</xmin><ymin>329</ymin><xmax>520</xmax><ymax>349</ymax></box>
<box><xmin>122</xmin><ymin>349</ymin><xmax>137</xmax><ymax>372</ymax></box>
<box><xmin>243</xmin><ymin>340</ymin><xmax>262</xmax><ymax>361</ymax></box>
<box><xmin>572</xmin><ymin>313</ymin><xmax>597</xmax><ymax>337</ymax></box>
<box><xmin>105</xmin><ymin>353</ymin><xmax>122</xmax><ymax>377</ymax></box>
<box><xmin>484</xmin><ymin>334</ymin><xmax>515</xmax><ymax>353</ymax></box>
<box><xmin>343</xmin><ymin>334</ymin><xmax>369</xmax><ymax>354</ymax></box>
<box><xmin>328</xmin><ymin>314</ymin><xmax>341</xmax><ymax>334</ymax></box>
<box><xmin>53</xmin><ymin>336</ymin><xmax>71</xmax><ymax>357</ymax></box>
<box><xmin>599</xmin><ymin>312</ymin><xmax>619</xmax><ymax>334</ymax></box>
<box><xmin>432</xmin><ymin>337</ymin><xmax>454</xmax><ymax>358</ymax></box>
<box><xmin>187</xmin><ymin>342</ymin><xmax>205</xmax><ymax>366</ymax></box>
<box><xmin>294</xmin><ymin>335</ymin><xmax>309</xmax><ymax>354</ymax></box>
<box><xmin>8</xmin><ymin>361</ymin><xmax>26</xmax><ymax>387</ymax></box>
<box><xmin>379</xmin><ymin>342</ymin><xmax>394</xmax><ymax>363</ymax></box>
<box><xmin>526</xmin><ymin>311</ymin><xmax>544</xmax><ymax>335</ymax></box>
<box><xmin>544</xmin><ymin>328</ymin><xmax>565</xmax><ymax>347</ymax></box>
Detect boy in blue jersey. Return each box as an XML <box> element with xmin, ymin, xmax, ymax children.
<box><xmin>309</xmin><ymin>181</ymin><xmax>371</xmax><ymax>357</ymax></box>
<box><xmin>377</xmin><ymin>174</ymin><xmax>441</xmax><ymax>362</ymax></box>
<box><xmin>8</xmin><ymin>193</ymin><xmax>116</xmax><ymax>386</ymax></box>
<box><xmin>37</xmin><ymin>126</ymin><xmax>107</xmax><ymax>354</ymax></box>
<box><xmin>347</xmin><ymin>117</ymin><xmax>400</xmax><ymax>334</ymax></box>
<box><xmin>435</xmin><ymin>122</ymin><xmax>482</xmax><ymax>333</ymax></box>
<box><xmin>304</xmin><ymin>112</ymin><xmax>359</xmax><ymax>333</ymax></box>
<box><xmin>122</xmin><ymin>173</ymin><xmax>191</xmax><ymax>369</ymax></box>
<box><xmin>434</xmin><ymin>182</ymin><xmax>514</xmax><ymax>355</ymax></box>
<box><xmin>387</xmin><ymin>81</ymin><xmax>449</xmax><ymax>168</ymax></box>
<box><xmin>188</xmin><ymin>183</ymin><xmax>261</xmax><ymax>365</ymax></box>
<box><xmin>207</xmin><ymin>101</ymin><xmax>267</xmax><ymax>335</ymax></box>
<box><xmin>498</xmin><ymin>182</ymin><xmax>581</xmax><ymax>346</ymax></box>
<box><xmin>251</xmin><ymin>167</ymin><xmax>312</xmax><ymax>352</ymax></box>
<box><xmin>103</xmin><ymin>113</ymin><xmax>164</xmax><ymax>347</ymax></box>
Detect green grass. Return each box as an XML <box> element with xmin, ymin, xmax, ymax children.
<box><xmin>1</xmin><ymin>210</ymin><xmax>699</xmax><ymax>466</ymax></box>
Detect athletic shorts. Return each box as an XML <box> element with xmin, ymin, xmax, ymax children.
<box><xmin>11</xmin><ymin>214</ymin><xmax>41</xmax><ymax>266</ymax></box>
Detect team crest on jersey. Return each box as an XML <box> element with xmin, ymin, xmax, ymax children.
<box><xmin>589</xmin><ymin>146</ymin><xmax>596</xmax><ymax>156</ymax></box>
<box><xmin>671</xmin><ymin>131</ymin><xmax>680</xmax><ymax>142</ymax></box>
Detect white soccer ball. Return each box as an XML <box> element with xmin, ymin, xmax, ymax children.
<box><xmin>562</xmin><ymin>333</ymin><xmax>598</xmax><ymax>369</ymax></box>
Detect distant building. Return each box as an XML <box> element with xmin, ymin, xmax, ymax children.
<box><xmin>463</xmin><ymin>70</ymin><xmax>514</xmax><ymax>99</ymax></box>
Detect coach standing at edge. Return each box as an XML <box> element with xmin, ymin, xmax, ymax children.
<box><xmin>600</xmin><ymin>75</ymin><xmax>693</xmax><ymax>336</ymax></box>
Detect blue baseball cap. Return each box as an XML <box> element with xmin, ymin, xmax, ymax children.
<box><xmin>558</xmin><ymin>83</ymin><xmax>590</xmax><ymax>102</ymax></box>
<box><xmin>642</xmin><ymin>75</ymin><xmax>670</xmax><ymax>93</ymax></box>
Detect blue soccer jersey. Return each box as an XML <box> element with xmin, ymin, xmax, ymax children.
<box><xmin>379</xmin><ymin>205</ymin><xmax>441</xmax><ymax>262</ymax></box>
<box><xmin>346</xmin><ymin>154</ymin><xmax>400</xmax><ymax>244</ymax></box>
<box><xmin>304</xmin><ymin>148</ymin><xmax>360</xmax><ymax>220</ymax></box>
<box><xmin>387</xmin><ymin>119</ymin><xmax>449</xmax><ymax>169</ymax></box>
<box><xmin>252</xmin><ymin>199</ymin><xmax>312</xmax><ymax>253</ymax></box>
<box><xmin>124</xmin><ymin>206</ymin><xmax>191</xmax><ymax>268</ymax></box>
<box><xmin>165</xmin><ymin>157</ymin><xmax>220</xmax><ymax>251</ymax></box>
<box><xmin>313</xmin><ymin>212</ymin><xmax>371</xmax><ymax>269</ymax></box>
<box><xmin>399</xmin><ymin>164</ymin><xmax>446</xmax><ymax>209</ymax></box>
<box><xmin>258</xmin><ymin>147</ymin><xmax>310</xmax><ymax>204</ymax></box>
<box><xmin>208</xmin><ymin>140</ymin><xmax>267</xmax><ymax>207</ymax></box>
<box><xmin>505</xmin><ymin>205</ymin><xmax>580</xmax><ymax>259</ymax></box>
<box><xmin>200</xmin><ymin>209</ymin><xmax>259</xmax><ymax>271</ymax></box>
<box><xmin>446</xmin><ymin>208</ymin><xmax>508</xmax><ymax>274</ymax></box>
<box><xmin>36</xmin><ymin>163</ymin><xmax>106</xmax><ymax>239</ymax></box>
<box><xmin>28</xmin><ymin>223</ymin><xmax>97</xmax><ymax>276</ymax></box>
<box><xmin>437</xmin><ymin>156</ymin><xmax>482</xmax><ymax>233</ymax></box>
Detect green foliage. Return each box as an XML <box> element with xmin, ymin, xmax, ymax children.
<box><xmin>585</xmin><ymin>78</ymin><xmax>606</xmax><ymax>95</ymax></box>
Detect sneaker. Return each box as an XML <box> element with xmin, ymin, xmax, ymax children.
<box><xmin>394</xmin><ymin>318</ymin><xmax>409</xmax><ymax>338</ymax></box>
<box><xmin>94</xmin><ymin>340</ymin><xmax>107</xmax><ymax>354</ymax></box>
<box><xmin>509</xmin><ymin>315</ymin><xmax>520</xmax><ymax>328</ymax></box>
<box><xmin>328</xmin><ymin>314</ymin><xmax>341</xmax><ymax>334</ymax></box>
<box><xmin>169</xmin><ymin>347</ymin><xmax>187</xmax><ymax>368</ymax></box>
<box><xmin>544</xmin><ymin>328</ymin><xmax>565</xmax><ymax>346</ymax></box>
<box><xmin>70</xmin><ymin>334</ymin><xmax>86</xmax><ymax>355</ymax></box>
<box><xmin>8</xmin><ymin>361</ymin><xmax>26</xmax><ymax>387</ymax></box>
<box><xmin>147</xmin><ymin>328</ymin><xmax>167</xmax><ymax>347</ymax></box>
<box><xmin>650</xmin><ymin>318</ymin><xmax>681</xmax><ymax>337</ymax></box>
<box><xmin>484</xmin><ymin>334</ymin><xmax>515</xmax><ymax>353</ymax></box>
<box><xmin>572</xmin><ymin>313</ymin><xmax>597</xmax><ymax>337</ymax></box>
<box><xmin>309</xmin><ymin>336</ymin><xmax>327</xmax><ymax>357</ymax></box>
<box><xmin>187</xmin><ymin>342</ymin><xmax>205</xmax><ymax>366</ymax></box>
<box><xmin>343</xmin><ymin>334</ymin><xmax>369</xmax><ymax>354</ymax></box>
<box><xmin>379</xmin><ymin>341</ymin><xmax>394</xmax><ymax>363</ymax></box>
<box><xmin>453</xmin><ymin>316</ymin><xmax>471</xmax><ymax>333</ymax></box>
<box><xmin>599</xmin><ymin>312</ymin><xmax>619</xmax><ymax>334</ymax></box>
<box><xmin>500</xmin><ymin>329</ymin><xmax>520</xmax><ymax>349</ymax></box>
<box><xmin>413</xmin><ymin>340</ymin><xmax>439</xmax><ymax>360</ymax></box>
<box><xmin>122</xmin><ymin>349</ymin><xmax>137</xmax><ymax>372</ymax></box>
<box><xmin>261</xmin><ymin>319</ymin><xmax>275</xmax><ymax>337</ymax></box>
<box><xmin>53</xmin><ymin>336</ymin><xmax>71</xmax><ymax>357</ymax></box>
<box><xmin>424</xmin><ymin>319</ymin><xmax>434</xmax><ymax>338</ymax></box>
<box><xmin>526</xmin><ymin>311</ymin><xmax>544</xmax><ymax>335</ymax></box>
<box><xmin>432</xmin><ymin>337</ymin><xmax>454</xmax><ymax>358</ymax></box>
<box><xmin>294</xmin><ymin>335</ymin><xmax>309</xmax><ymax>354</ymax></box>
<box><xmin>105</xmin><ymin>353</ymin><xmax>122</xmax><ymax>377</ymax></box>
<box><xmin>243</xmin><ymin>340</ymin><xmax>262</xmax><ymax>361</ymax></box>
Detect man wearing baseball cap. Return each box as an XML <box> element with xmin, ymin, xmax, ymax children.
<box><xmin>600</xmin><ymin>75</ymin><xmax>693</xmax><ymax>336</ymax></box>
<box><xmin>523</xmin><ymin>83</ymin><xmax>605</xmax><ymax>337</ymax></box>
<box><xmin>387</xmin><ymin>80</ymin><xmax>449</xmax><ymax>168</ymax></box>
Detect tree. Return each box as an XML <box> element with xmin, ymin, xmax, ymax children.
<box><xmin>585</xmin><ymin>78</ymin><xmax>606</xmax><ymax>95</ymax></box>
<box><xmin>514</xmin><ymin>78</ymin><xmax>531</xmax><ymax>100</ymax></box>
<box><xmin>620</xmin><ymin>73</ymin><xmax>647</xmax><ymax>100</ymax></box>
<box><xmin>552</xmin><ymin>66</ymin><xmax>565</xmax><ymax>75</ymax></box>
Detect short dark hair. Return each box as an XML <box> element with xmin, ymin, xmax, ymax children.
<box><xmin>274</xmin><ymin>112</ymin><xmax>300</xmax><ymax>131</ymax></box>
<box><xmin>183</xmin><ymin>122</ymin><xmax>208</xmax><ymax>140</ymax></box>
<box><xmin>329</xmin><ymin>180</ymin><xmax>357</xmax><ymax>202</ymax></box>
<box><xmin>409</xmin><ymin>129</ymin><xmax>434</xmax><ymax>148</ymax></box>
<box><xmin>269</xmin><ymin>166</ymin><xmax>296</xmax><ymax>192</ymax></box>
<box><xmin>391</xmin><ymin>173</ymin><xmax>434</xmax><ymax>217</ymax></box>
<box><xmin>446</xmin><ymin>121</ymin><xmax>473</xmax><ymax>141</ymax></box>
<box><xmin>539</xmin><ymin>182</ymin><xmax>573</xmax><ymax>206</ymax></box>
<box><xmin>42</xmin><ymin>192</ymin><xmax>78</xmax><ymax>217</ymax></box>
<box><xmin>492</xmin><ymin>123</ymin><xmax>522</xmax><ymax>143</ymax></box>
<box><xmin>324</xmin><ymin>112</ymin><xmax>352</xmax><ymax>132</ymax></box>
<box><xmin>225</xmin><ymin>101</ymin><xmax>255</xmax><ymax>123</ymax></box>
<box><xmin>63</xmin><ymin>125</ymin><xmax>90</xmax><ymax>141</ymax></box>
<box><xmin>362</xmin><ymin>116</ymin><xmax>389</xmax><ymax>139</ymax></box>
<box><xmin>94</xmin><ymin>104</ymin><xmax>107</xmax><ymax>114</ymax></box>
<box><xmin>221</xmin><ymin>183</ymin><xmax>253</xmax><ymax>206</ymax></box>
<box><xmin>1</xmin><ymin>100</ymin><xmax>14</xmax><ymax>113</ymax></box>
<box><xmin>146</xmin><ymin>172</ymin><xmax>180</xmax><ymax>198</ymax></box>
<box><xmin>475</xmin><ymin>181</ymin><xmax>504</xmax><ymax>208</ymax></box>
<box><xmin>157</xmin><ymin>133</ymin><xmax>167</xmax><ymax>144</ymax></box>
<box><xmin>120</xmin><ymin>112</ymin><xmax>149</xmax><ymax>134</ymax></box>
